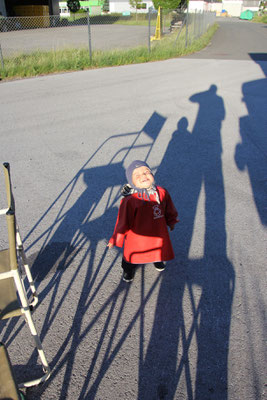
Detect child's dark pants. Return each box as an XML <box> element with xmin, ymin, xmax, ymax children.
<box><xmin>121</xmin><ymin>259</ymin><xmax>136</xmax><ymax>273</ymax></box>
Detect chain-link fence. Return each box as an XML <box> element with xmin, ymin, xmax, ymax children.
<box><xmin>170</xmin><ymin>9</ymin><xmax>217</xmax><ymax>48</ymax></box>
<box><xmin>0</xmin><ymin>9</ymin><xmax>216</xmax><ymax>67</ymax></box>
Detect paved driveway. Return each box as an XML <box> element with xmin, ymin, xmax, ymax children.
<box><xmin>184</xmin><ymin>17</ymin><xmax>267</xmax><ymax>60</ymax></box>
<box><xmin>0</xmin><ymin>17</ymin><xmax>266</xmax><ymax>400</ymax></box>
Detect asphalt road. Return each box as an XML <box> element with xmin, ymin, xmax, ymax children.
<box><xmin>0</xmin><ymin>18</ymin><xmax>266</xmax><ymax>400</ymax></box>
<box><xmin>184</xmin><ymin>17</ymin><xmax>267</xmax><ymax>60</ymax></box>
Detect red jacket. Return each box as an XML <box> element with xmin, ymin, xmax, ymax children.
<box><xmin>109</xmin><ymin>186</ymin><xmax>179</xmax><ymax>264</ymax></box>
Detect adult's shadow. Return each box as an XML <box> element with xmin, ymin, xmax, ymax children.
<box><xmin>235</xmin><ymin>53</ymin><xmax>267</xmax><ymax>226</ymax></box>
<box><xmin>138</xmin><ymin>86</ymin><xmax>235</xmax><ymax>399</ymax></box>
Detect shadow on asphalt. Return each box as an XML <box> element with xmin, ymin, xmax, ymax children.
<box><xmin>4</xmin><ymin>57</ymin><xmax>266</xmax><ymax>397</ymax></box>
<box><xmin>1</xmin><ymin>95</ymin><xmax>237</xmax><ymax>399</ymax></box>
<box><xmin>139</xmin><ymin>85</ymin><xmax>235</xmax><ymax>399</ymax></box>
<box><xmin>235</xmin><ymin>53</ymin><xmax>267</xmax><ymax>226</ymax></box>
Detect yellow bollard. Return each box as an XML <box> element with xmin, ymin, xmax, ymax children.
<box><xmin>151</xmin><ymin>6</ymin><xmax>162</xmax><ymax>41</ymax></box>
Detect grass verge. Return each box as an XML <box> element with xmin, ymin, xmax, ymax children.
<box><xmin>252</xmin><ymin>15</ymin><xmax>267</xmax><ymax>23</ymax></box>
<box><xmin>0</xmin><ymin>23</ymin><xmax>218</xmax><ymax>81</ymax></box>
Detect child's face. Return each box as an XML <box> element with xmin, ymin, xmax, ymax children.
<box><xmin>132</xmin><ymin>166</ymin><xmax>154</xmax><ymax>189</ymax></box>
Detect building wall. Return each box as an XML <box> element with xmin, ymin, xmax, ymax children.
<box><xmin>222</xmin><ymin>0</ymin><xmax>243</xmax><ymax>16</ymax></box>
<box><xmin>241</xmin><ymin>5</ymin><xmax>259</xmax><ymax>10</ymax></box>
<box><xmin>109</xmin><ymin>0</ymin><xmax>246</xmax><ymax>16</ymax></box>
<box><xmin>189</xmin><ymin>0</ymin><xmax>259</xmax><ymax>16</ymax></box>
<box><xmin>109</xmin><ymin>0</ymin><xmax>154</xmax><ymax>13</ymax></box>
<box><xmin>189</xmin><ymin>1</ymin><xmax>209</xmax><ymax>12</ymax></box>
<box><xmin>56</xmin><ymin>0</ymin><xmax>261</xmax><ymax>16</ymax></box>
<box><xmin>209</xmin><ymin>2</ymin><xmax>223</xmax><ymax>14</ymax></box>
<box><xmin>241</xmin><ymin>0</ymin><xmax>260</xmax><ymax>11</ymax></box>
<box><xmin>1</xmin><ymin>0</ymin><xmax>260</xmax><ymax>17</ymax></box>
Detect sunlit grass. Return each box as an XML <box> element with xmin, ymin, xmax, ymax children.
<box><xmin>0</xmin><ymin>23</ymin><xmax>218</xmax><ymax>80</ymax></box>
<box><xmin>252</xmin><ymin>14</ymin><xmax>267</xmax><ymax>23</ymax></box>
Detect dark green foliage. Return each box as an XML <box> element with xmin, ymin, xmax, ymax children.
<box><xmin>153</xmin><ymin>0</ymin><xmax>187</xmax><ymax>11</ymax></box>
<box><xmin>67</xmin><ymin>0</ymin><xmax>81</xmax><ymax>13</ymax></box>
<box><xmin>103</xmin><ymin>0</ymin><xmax>110</xmax><ymax>12</ymax></box>
<box><xmin>129</xmin><ymin>0</ymin><xmax>142</xmax><ymax>12</ymax></box>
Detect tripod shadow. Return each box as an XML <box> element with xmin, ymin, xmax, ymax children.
<box><xmin>138</xmin><ymin>85</ymin><xmax>235</xmax><ymax>399</ymax></box>
<box><xmin>20</xmin><ymin>112</ymin><xmax>167</xmax><ymax>398</ymax></box>
<box><xmin>29</xmin><ymin>163</ymin><xmax>124</xmax><ymax>283</ymax></box>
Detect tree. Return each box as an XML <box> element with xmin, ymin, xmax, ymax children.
<box><xmin>67</xmin><ymin>0</ymin><xmax>81</xmax><ymax>13</ymax></box>
<box><xmin>103</xmin><ymin>0</ymin><xmax>109</xmax><ymax>12</ymax></box>
<box><xmin>258</xmin><ymin>1</ymin><xmax>266</xmax><ymax>15</ymax></box>
<box><xmin>129</xmin><ymin>0</ymin><xmax>143</xmax><ymax>20</ymax></box>
<box><xmin>153</xmin><ymin>0</ymin><xmax>187</xmax><ymax>11</ymax></box>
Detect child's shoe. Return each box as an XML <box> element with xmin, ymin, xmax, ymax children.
<box><xmin>123</xmin><ymin>269</ymin><xmax>134</xmax><ymax>282</ymax></box>
<box><xmin>154</xmin><ymin>262</ymin><xmax>166</xmax><ymax>271</ymax></box>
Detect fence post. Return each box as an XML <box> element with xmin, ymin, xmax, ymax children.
<box><xmin>148</xmin><ymin>7</ymin><xmax>151</xmax><ymax>55</ymax></box>
<box><xmin>175</xmin><ymin>16</ymin><xmax>186</xmax><ymax>44</ymax></box>
<box><xmin>87</xmin><ymin>11</ymin><xmax>92</xmax><ymax>62</ymax></box>
<box><xmin>185</xmin><ymin>5</ymin><xmax>189</xmax><ymax>47</ymax></box>
<box><xmin>193</xmin><ymin>9</ymin><xmax>196</xmax><ymax>40</ymax></box>
<box><xmin>0</xmin><ymin>44</ymin><xmax>4</xmax><ymax>70</ymax></box>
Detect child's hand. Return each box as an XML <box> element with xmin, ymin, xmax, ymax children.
<box><xmin>169</xmin><ymin>224</ymin><xmax>175</xmax><ymax>231</ymax></box>
<box><xmin>107</xmin><ymin>243</ymin><xmax>114</xmax><ymax>249</ymax></box>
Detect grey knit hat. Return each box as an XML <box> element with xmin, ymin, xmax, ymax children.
<box><xmin>126</xmin><ymin>160</ymin><xmax>151</xmax><ymax>187</ymax></box>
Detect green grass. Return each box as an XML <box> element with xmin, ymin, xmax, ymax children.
<box><xmin>114</xmin><ymin>15</ymin><xmax>173</xmax><ymax>27</ymax></box>
<box><xmin>114</xmin><ymin>18</ymin><xmax>157</xmax><ymax>26</ymax></box>
<box><xmin>252</xmin><ymin>14</ymin><xmax>267</xmax><ymax>23</ymax></box>
<box><xmin>0</xmin><ymin>23</ymin><xmax>218</xmax><ymax>81</ymax></box>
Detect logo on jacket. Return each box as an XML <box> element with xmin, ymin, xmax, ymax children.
<box><xmin>153</xmin><ymin>205</ymin><xmax>163</xmax><ymax>219</ymax></box>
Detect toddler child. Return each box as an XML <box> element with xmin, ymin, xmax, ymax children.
<box><xmin>108</xmin><ymin>160</ymin><xmax>179</xmax><ymax>282</ymax></box>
